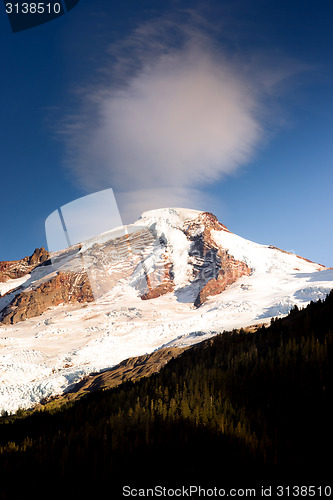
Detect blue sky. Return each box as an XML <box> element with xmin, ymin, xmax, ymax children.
<box><xmin>0</xmin><ymin>0</ymin><xmax>332</xmax><ymax>266</ymax></box>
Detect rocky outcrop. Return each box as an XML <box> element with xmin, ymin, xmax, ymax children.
<box><xmin>139</xmin><ymin>254</ymin><xmax>175</xmax><ymax>300</ymax></box>
<box><xmin>0</xmin><ymin>271</ymin><xmax>93</xmax><ymax>325</ymax></box>
<box><xmin>182</xmin><ymin>212</ymin><xmax>251</xmax><ymax>307</ymax></box>
<box><xmin>0</xmin><ymin>247</ymin><xmax>50</xmax><ymax>283</ymax></box>
<box><xmin>184</xmin><ymin>211</ymin><xmax>230</xmax><ymax>236</ymax></box>
<box><xmin>27</xmin><ymin>247</ymin><xmax>50</xmax><ymax>266</ymax></box>
<box><xmin>194</xmin><ymin>250</ymin><xmax>251</xmax><ymax>307</ymax></box>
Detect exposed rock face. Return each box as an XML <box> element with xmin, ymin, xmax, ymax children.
<box><xmin>1</xmin><ymin>271</ymin><xmax>93</xmax><ymax>325</ymax></box>
<box><xmin>182</xmin><ymin>212</ymin><xmax>251</xmax><ymax>307</ymax></box>
<box><xmin>139</xmin><ymin>254</ymin><xmax>175</xmax><ymax>300</ymax></box>
<box><xmin>27</xmin><ymin>247</ymin><xmax>50</xmax><ymax>266</ymax></box>
<box><xmin>194</xmin><ymin>251</ymin><xmax>251</xmax><ymax>307</ymax></box>
<box><xmin>0</xmin><ymin>247</ymin><xmax>50</xmax><ymax>283</ymax></box>
<box><xmin>184</xmin><ymin>211</ymin><xmax>230</xmax><ymax>236</ymax></box>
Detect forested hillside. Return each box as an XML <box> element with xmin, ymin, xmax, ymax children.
<box><xmin>0</xmin><ymin>291</ymin><xmax>332</xmax><ymax>498</ymax></box>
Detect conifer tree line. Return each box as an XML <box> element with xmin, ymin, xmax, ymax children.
<box><xmin>0</xmin><ymin>291</ymin><xmax>332</xmax><ymax>497</ymax></box>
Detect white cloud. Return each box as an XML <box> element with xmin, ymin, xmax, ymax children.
<box><xmin>62</xmin><ymin>14</ymin><xmax>304</xmax><ymax>223</ymax></box>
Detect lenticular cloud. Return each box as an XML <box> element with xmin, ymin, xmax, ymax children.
<box><xmin>63</xmin><ymin>20</ymin><xmax>266</xmax><ymax>222</ymax></box>
<box><xmin>94</xmin><ymin>48</ymin><xmax>261</xmax><ymax>188</ymax></box>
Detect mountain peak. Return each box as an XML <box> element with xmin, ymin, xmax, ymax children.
<box><xmin>136</xmin><ymin>207</ymin><xmax>230</xmax><ymax>237</ymax></box>
<box><xmin>137</xmin><ymin>207</ymin><xmax>203</xmax><ymax>226</ymax></box>
<box><xmin>1</xmin><ymin>207</ymin><xmax>333</xmax><ymax>413</ymax></box>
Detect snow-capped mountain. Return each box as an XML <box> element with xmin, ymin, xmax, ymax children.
<box><xmin>1</xmin><ymin>207</ymin><xmax>332</xmax><ymax>413</ymax></box>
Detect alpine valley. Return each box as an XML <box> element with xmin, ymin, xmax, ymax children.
<box><xmin>1</xmin><ymin>207</ymin><xmax>333</xmax><ymax>414</ymax></box>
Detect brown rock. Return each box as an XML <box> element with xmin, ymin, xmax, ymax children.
<box><xmin>140</xmin><ymin>255</ymin><xmax>175</xmax><ymax>300</ymax></box>
<box><xmin>1</xmin><ymin>271</ymin><xmax>93</xmax><ymax>325</ymax></box>
<box><xmin>0</xmin><ymin>247</ymin><xmax>50</xmax><ymax>283</ymax></box>
<box><xmin>194</xmin><ymin>250</ymin><xmax>251</xmax><ymax>307</ymax></box>
<box><xmin>183</xmin><ymin>212</ymin><xmax>251</xmax><ymax>307</ymax></box>
<box><xmin>184</xmin><ymin>211</ymin><xmax>230</xmax><ymax>235</ymax></box>
<box><xmin>27</xmin><ymin>247</ymin><xmax>50</xmax><ymax>266</ymax></box>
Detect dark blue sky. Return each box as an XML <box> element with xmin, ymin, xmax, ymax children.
<box><xmin>0</xmin><ymin>0</ymin><xmax>333</xmax><ymax>266</ymax></box>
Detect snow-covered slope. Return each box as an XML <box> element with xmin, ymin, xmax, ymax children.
<box><xmin>0</xmin><ymin>207</ymin><xmax>332</xmax><ymax>413</ymax></box>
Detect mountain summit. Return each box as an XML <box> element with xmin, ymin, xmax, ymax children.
<box><xmin>0</xmin><ymin>207</ymin><xmax>332</xmax><ymax>413</ymax></box>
